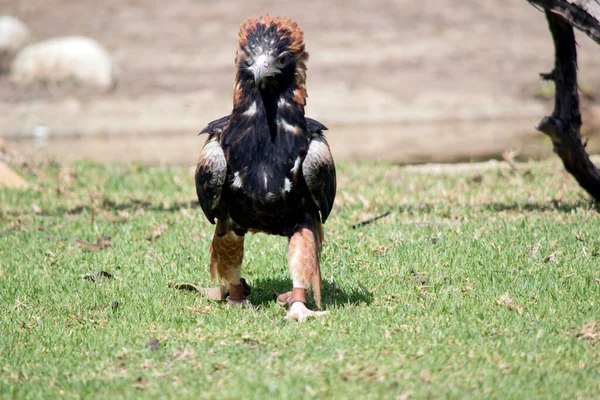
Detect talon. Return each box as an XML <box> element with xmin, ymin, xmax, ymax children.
<box><xmin>276</xmin><ymin>290</ymin><xmax>293</xmax><ymax>308</ymax></box>
<box><xmin>285</xmin><ymin>301</ymin><xmax>328</xmax><ymax>322</ymax></box>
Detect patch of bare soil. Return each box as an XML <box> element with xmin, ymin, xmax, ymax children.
<box><xmin>1</xmin><ymin>0</ymin><xmax>600</xmax><ymax>164</ymax></box>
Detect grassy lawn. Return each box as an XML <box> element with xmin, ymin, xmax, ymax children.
<box><xmin>1</xmin><ymin>158</ymin><xmax>599</xmax><ymax>399</ymax></box>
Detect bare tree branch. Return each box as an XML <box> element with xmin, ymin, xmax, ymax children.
<box><xmin>535</xmin><ymin>8</ymin><xmax>600</xmax><ymax>201</ymax></box>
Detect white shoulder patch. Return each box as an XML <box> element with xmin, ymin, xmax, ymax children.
<box><xmin>290</xmin><ymin>156</ymin><xmax>302</xmax><ymax>175</ymax></box>
<box><xmin>232</xmin><ymin>171</ymin><xmax>243</xmax><ymax>188</ymax></box>
<box><xmin>278</xmin><ymin>97</ymin><xmax>290</xmax><ymax>108</ymax></box>
<box><xmin>278</xmin><ymin>118</ymin><xmax>298</xmax><ymax>134</ymax></box>
<box><xmin>283</xmin><ymin>178</ymin><xmax>292</xmax><ymax>193</ymax></box>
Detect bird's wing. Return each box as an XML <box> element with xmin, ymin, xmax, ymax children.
<box><xmin>199</xmin><ymin>115</ymin><xmax>230</xmax><ymax>135</ymax></box>
<box><xmin>195</xmin><ymin>134</ymin><xmax>227</xmax><ymax>224</ymax></box>
<box><xmin>302</xmin><ymin>129</ymin><xmax>336</xmax><ymax>223</ymax></box>
<box><xmin>306</xmin><ymin>117</ymin><xmax>328</xmax><ymax>133</ymax></box>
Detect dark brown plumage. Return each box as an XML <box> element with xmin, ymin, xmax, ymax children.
<box><xmin>195</xmin><ymin>15</ymin><xmax>336</xmax><ymax>321</ymax></box>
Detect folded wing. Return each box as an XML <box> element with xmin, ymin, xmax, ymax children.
<box><xmin>302</xmin><ymin>132</ymin><xmax>336</xmax><ymax>223</ymax></box>
<box><xmin>195</xmin><ymin>134</ymin><xmax>227</xmax><ymax>224</ymax></box>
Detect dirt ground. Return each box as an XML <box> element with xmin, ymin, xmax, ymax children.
<box><xmin>1</xmin><ymin>0</ymin><xmax>600</xmax><ymax>165</ymax></box>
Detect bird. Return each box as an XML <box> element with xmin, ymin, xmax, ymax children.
<box><xmin>194</xmin><ymin>15</ymin><xmax>336</xmax><ymax>321</ymax></box>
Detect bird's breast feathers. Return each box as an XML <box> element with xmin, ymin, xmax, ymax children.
<box><xmin>223</xmin><ymin>125</ymin><xmax>307</xmax><ymax>204</ymax></box>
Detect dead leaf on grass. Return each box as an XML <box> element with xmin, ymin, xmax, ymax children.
<box><xmin>576</xmin><ymin>321</ymin><xmax>600</xmax><ymax>343</ymax></box>
<box><xmin>0</xmin><ymin>222</ymin><xmax>20</xmax><ymax>235</ymax></box>
<box><xmin>419</xmin><ymin>370</ymin><xmax>431</xmax><ymax>383</ymax></box>
<box><xmin>497</xmin><ymin>293</ymin><xmax>523</xmax><ymax>314</ymax></box>
<box><xmin>371</xmin><ymin>245</ymin><xmax>390</xmax><ymax>255</ymax></box>
<box><xmin>172</xmin><ymin>282</ymin><xmax>226</xmax><ymax>301</ymax></box>
<box><xmin>134</xmin><ymin>376</ymin><xmax>147</xmax><ymax>391</ymax></box>
<box><xmin>81</xmin><ymin>271</ymin><xmax>113</xmax><ymax>282</ymax></box>
<box><xmin>13</xmin><ymin>297</ymin><xmax>30</xmax><ymax>311</ymax></box>
<box><xmin>60</xmin><ymin>167</ymin><xmax>76</xmax><ymax>184</ymax></box>
<box><xmin>544</xmin><ymin>251</ymin><xmax>561</xmax><ymax>263</ymax></box>
<box><xmin>356</xmin><ymin>194</ymin><xmax>371</xmax><ymax>209</ymax></box>
<box><xmin>471</xmin><ymin>174</ymin><xmax>483</xmax><ymax>183</ymax></box>
<box><xmin>107</xmin><ymin>210</ymin><xmax>130</xmax><ymax>223</ymax></box>
<box><xmin>187</xmin><ymin>304</ymin><xmax>213</xmax><ymax>314</ymax></box>
<box><xmin>397</xmin><ymin>392</ymin><xmax>411</xmax><ymax>400</ymax></box>
<box><xmin>498</xmin><ymin>362</ymin><xmax>512</xmax><ymax>374</ymax></box>
<box><xmin>502</xmin><ymin>150</ymin><xmax>519</xmax><ymax>172</ymax></box>
<box><xmin>410</xmin><ymin>269</ymin><xmax>427</xmax><ymax>286</ymax></box>
<box><xmin>76</xmin><ymin>235</ymin><xmax>111</xmax><ymax>250</ymax></box>
<box><xmin>171</xmin><ymin>348</ymin><xmax>195</xmax><ymax>361</ymax></box>
<box><xmin>146</xmin><ymin>224</ymin><xmax>167</xmax><ymax>241</ymax></box>
<box><xmin>48</xmin><ymin>235</ymin><xmax>111</xmax><ymax>250</ymax></box>
<box><xmin>147</xmin><ymin>339</ymin><xmax>160</xmax><ymax>352</ymax></box>
<box><xmin>574</xmin><ymin>231</ymin><xmax>585</xmax><ymax>242</ymax></box>
<box><xmin>461</xmin><ymin>282</ymin><xmax>476</xmax><ymax>295</ymax></box>
<box><xmin>527</xmin><ymin>242</ymin><xmax>541</xmax><ymax>257</ymax></box>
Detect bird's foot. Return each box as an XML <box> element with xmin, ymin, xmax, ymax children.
<box><xmin>285</xmin><ymin>301</ymin><xmax>328</xmax><ymax>322</ymax></box>
<box><xmin>228</xmin><ymin>298</ymin><xmax>254</xmax><ymax>309</ymax></box>
<box><xmin>277</xmin><ymin>290</ymin><xmax>294</xmax><ymax>307</ymax></box>
<box><xmin>227</xmin><ymin>281</ymin><xmax>253</xmax><ymax>308</ymax></box>
<box><xmin>172</xmin><ymin>278</ymin><xmax>251</xmax><ymax>302</ymax></box>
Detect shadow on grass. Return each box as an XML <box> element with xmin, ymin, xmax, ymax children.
<box><xmin>247</xmin><ymin>277</ymin><xmax>373</xmax><ymax>309</ymax></box>
<box><xmin>12</xmin><ymin>198</ymin><xmax>199</xmax><ymax>217</ymax></box>
<box><xmin>483</xmin><ymin>199</ymin><xmax>598</xmax><ymax>213</ymax></box>
<box><xmin>394</xmin><ymin>199</ymin><xmax>596</xmax><ymax>215</ymax></box>
<box><xmin>12</xmin><ymin>195</ymin><xmax>596</xmax><ymax>218</ymax></box>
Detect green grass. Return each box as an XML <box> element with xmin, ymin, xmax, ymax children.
<box><xmin>1</xmin><ymin>159</ymin><xmax>600</xmax><ymax>399</ymax></box>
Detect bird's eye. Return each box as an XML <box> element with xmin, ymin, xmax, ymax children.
<box><xmin>278</xmin><ymin>53</ymin><xmax>291</xmax><ymax>66</ymax></box>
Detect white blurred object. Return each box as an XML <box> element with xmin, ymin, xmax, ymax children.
<box><xmin>34</xmin><ymin>125</ymin><xmax>49</xmax><ymax>148</ymax></box>
<box><xmin>0</xmin><ymin>15</ymin><xmax>31</xmax><ymax>72</ymax></box>
<box><xmin>11</xmin><ymin>36</ymin><xmax>117</xmax><ymax>90</ymax></box>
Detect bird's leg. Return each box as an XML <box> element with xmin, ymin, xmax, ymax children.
<box><xmin>210</xmin><ymin>228</ymin><xmax>249</xmax><ymax>307</ymax></box>
<box><xmin>284</xmin><ymin>216</ymin><xmax>328</xmax><ymax>322</ymax></box>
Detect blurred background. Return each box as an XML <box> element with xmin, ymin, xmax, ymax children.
<box><xmin>1</xmin><ymin>0</ymin><xmax>600</xmax><ymax>166</ymax></box>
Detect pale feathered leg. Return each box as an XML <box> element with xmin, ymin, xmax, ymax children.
<box><xmin>284</xmin><ymin>215</ymin><xmax>328</xmax><ymax>321</ymax></box>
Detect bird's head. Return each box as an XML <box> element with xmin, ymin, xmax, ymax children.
<box><xmin>234</xmin><ymin>15</ymin><xmax>308</xmax><ymax>108</ymax></box>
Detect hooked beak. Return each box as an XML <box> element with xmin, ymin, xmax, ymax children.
<box><xmin>251</xmin><ymin>54</ymin><xmax>278</xmax><ymax>87</ymax></box>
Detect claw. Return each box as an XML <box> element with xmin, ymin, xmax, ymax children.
<box><xmin>285</xmin><ymin>301</ymin><xmax>328</xmax><ymax>322</ymax></box>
